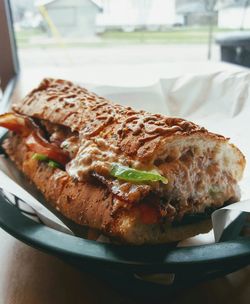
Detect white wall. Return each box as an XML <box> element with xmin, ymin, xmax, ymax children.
<box><xmin>218</xmin><ymin>7</ymin><xmax>250</xmax><ymax>29</ymax></box>
<box><xmin>147</xmin><ymin>0</ymin><xmax>176</xmax><ymax>25</ymax></box>
<box><xmin>96</xmin><ymin>0</ymin><xmax>177</xmax><ymax>27</ymax></box>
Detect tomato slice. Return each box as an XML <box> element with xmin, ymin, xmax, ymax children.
<box><xmin>25</xmin><ymin>132</ymin><xmax>69</xmax><ymax>165</ymax></box>
<box><xmin>0</xmin><ymin>112</ymin><xmax>69</xmax><ymax>166</ymax></box>
<box><xmin>138</xmin><ymin>204</ymin><xmax>160</xmax><ymax>225</ymax></box>
<box><xmin>0</xmin><ymin>113</ymin><xmax>29</xmax><ymax>135</ymax></box>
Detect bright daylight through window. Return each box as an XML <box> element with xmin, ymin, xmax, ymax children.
<box><xmin>10</xmin><ymin>0</ymin><xmax>250</xmax><ymax>72</ymax></box>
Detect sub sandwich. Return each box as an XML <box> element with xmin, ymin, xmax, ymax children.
<box><xmin>0</xmin><ymin>78</ymin><xmax>246</xmax><ymax>244</ymax></box>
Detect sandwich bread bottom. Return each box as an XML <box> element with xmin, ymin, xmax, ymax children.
<box><xmin>3</xmin><ymin>134</ymin><xmax>212</xmax><ymax>245</ymax></box>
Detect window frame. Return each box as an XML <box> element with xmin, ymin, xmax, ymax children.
<box><xmin>0</xmin><ymin>0</ymin><xmax>19</xmax><ymax>112</ymax></box>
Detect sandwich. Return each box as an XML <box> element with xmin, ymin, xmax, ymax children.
<box><xmin>0</xmin><ymin>78</ymin><xmax>246</xmax><ymax>244</ymax></box>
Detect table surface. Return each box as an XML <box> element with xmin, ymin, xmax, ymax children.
<box><xmin>1</xmin><ymin>62</ymin><xmax>250</xmax><ymax>304</ymax></box>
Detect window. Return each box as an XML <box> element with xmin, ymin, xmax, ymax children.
<box><xmin>5</xmin><ymin>0</ymin><xmax>250</xmax><ymax>77</ymax></box>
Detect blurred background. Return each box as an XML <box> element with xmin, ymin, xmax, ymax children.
<box><xmin>9</xmin><ymin>0</ymin><xmax>250</xmax><ymax>71</ymax></box>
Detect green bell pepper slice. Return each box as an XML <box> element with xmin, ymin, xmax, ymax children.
<box><xmin>32</xmin><ymin>153</ymin><xmax>61</xmax><ymax>169</ymax></box>
<box><xmin>110</xmin><ymin>163</ymin><xmax>168</xmax><ymax>184</ymax></box>
<box><xmin>32</xmin><ymin>153</ymin><xmax>49</xmax><ymax>161</ymax></box>
<box><xmin>48</xmin><ymin>160</ymin><xmax>62</xmax><ymax>169</ymax></box>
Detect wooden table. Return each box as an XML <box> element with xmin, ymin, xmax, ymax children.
<box><xmin>1</xmin><ymin>63</ymin><xmax>250</xmax><ymax>303</ymax></box>
<box><xmin>1</xmin><ymin>228</ymin><xmax>250</xmax><ymax>304</ymax></box>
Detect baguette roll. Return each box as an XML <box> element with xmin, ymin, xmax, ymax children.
<box><xmin>0</xmin><ymin>78</ymin><xmax>245</xmax><ymax>244</ymax></box>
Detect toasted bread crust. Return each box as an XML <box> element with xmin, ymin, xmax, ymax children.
<box><xmin>13</xmin><ymin>78</ymin><xmax>228</xmax><ymax>163</ymax></box>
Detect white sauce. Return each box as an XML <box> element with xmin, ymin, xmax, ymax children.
<box><xmin>61</xmin><ymin>136</ymin><xmax>79</xmax><ymax>158</ymax></box>
<box><xmin>65</xmin><ymin>137</ymin><xmax>128</xmax><ymax>180</ymax></box>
